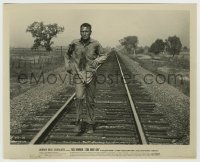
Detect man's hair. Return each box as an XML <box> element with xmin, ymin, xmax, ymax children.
<box><xmin>80</xmin><ymin>23</ymin><xmax>92</xmax><ymax>31</ymax></box>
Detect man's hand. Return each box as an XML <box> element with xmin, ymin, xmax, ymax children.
<box><xmin>66</xmin><ymin>69</ymin><xmax>73</xmax><ymax>75</ymax></box>
<box><xmin>94</xmin><ymin>55</ymin><xmax>107</xmax><ymax>64</ymax></box>
<box><xmin>92</xmin><ymin>60</ymin><xmax>99</xmax><ymax>67</ymax></box>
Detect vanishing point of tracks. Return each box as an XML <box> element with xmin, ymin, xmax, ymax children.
<box><xmin>11</xmin><ymin>51</ymin><xmax>178</xmax><ymax>145</ymax></box>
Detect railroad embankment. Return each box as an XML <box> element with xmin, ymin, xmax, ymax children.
<box><xmin>118</xmin><ymin>52</ymin><xmax>190</xmax><ymax>144</ymax></box>
<box><xmin>10</xmin><ymin>66</ymin><xmax>73</xmax><ymax>135</ymax></box>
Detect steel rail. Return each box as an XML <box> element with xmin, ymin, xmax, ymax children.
<box><xmin>29</xmin><ymin>64</ymin><xmax>103</xmax><ymax>144</ymax></box>
<box><xmin>29</xmin><ymin>93</ymin><xmax>76</xmax><ymax>144</ymax></box>
<box><xmin>115</xmin><ymin>54</ymin><xmax>148</xmax><ymax>144</ymax></box>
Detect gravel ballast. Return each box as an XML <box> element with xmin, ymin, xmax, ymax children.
<box><xmin>118</xmin><ymin>52</ymin><xmax>190</xmax><ymax>144</ymax></box>
<box><xmin>10</xmin><ymin>53</ymin><xmax>190</xmax><ymax>144</ymax></box>
<box><xmin>10</xmin><ymin>65</ymin><xmax>74</xmax><ymax>134</ymax></box>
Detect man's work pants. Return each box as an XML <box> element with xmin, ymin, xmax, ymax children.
<box><xmin>74</xmin><ymin>74</ymin><xmax>96</xmax><ymax>124</ymax></box>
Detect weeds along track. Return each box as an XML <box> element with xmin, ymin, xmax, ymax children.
<box><xmin>11</xmin><ymin>51</ymin><xmax>178</xmax><ymax>145</ymax></box>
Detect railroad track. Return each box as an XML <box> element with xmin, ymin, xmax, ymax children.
<box><xmin>11</xmin><ymin>51</ymin><xmax>178</xmax><ymax>145</ymax></box>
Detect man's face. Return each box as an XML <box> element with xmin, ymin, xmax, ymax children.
<box><xmin>80</xmin><ymin>26</ymin><xmax>91</xmax><ymax>40</ymax></box>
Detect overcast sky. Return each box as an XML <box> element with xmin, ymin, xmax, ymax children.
<box><xmin>9</xmin><ymin>5</ymin><xmax>190</xmax><ymax>48</ymax></box>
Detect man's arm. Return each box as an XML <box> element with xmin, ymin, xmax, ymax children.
<box><xmin>67</xmin><ymin>43</ymin><xmax>76</xmax><ymax>59</ymax></box>
<box><xmin>94</xmin><ymin>43</ymin><xmax>107</xmax><ymax>64</ymax></box>
<box><xmin>64</xmin><ymin>43</ymin><xmax>76</xmax><ymax>74</ymax></box>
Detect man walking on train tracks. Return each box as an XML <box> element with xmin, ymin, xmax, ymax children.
<box><xmin>64</xmin><ymin>23</ymin><xmax>107</xmax><ymax>134</ymax></box>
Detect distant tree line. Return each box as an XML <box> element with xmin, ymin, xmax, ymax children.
<box><xmin>26</xmin><ymin>21</ymin><xmax>188</xmax><ymax>57</ymax></box>
<box><xmin>119</xmin><ymin>36</ymin><xmax>138</xmax><ymax>55</ymax></box>
<box><xmin>149</xmin><ymin>36</ymin><xmax>183</xmax><ymax>57</ymax></box>
<box><xmin>119</xmin><ymin>35</ymin><xmax>188</xmax><ymax>57</ymax></box>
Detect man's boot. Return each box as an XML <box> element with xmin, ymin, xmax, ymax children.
<box><xmin>86</xmin><ymin>124</ymin><xmax>94</xmax><ymax>134</ymax></box>
<box><xmin>74</xmin><ymin>119</ymin><xmax>81</xmax><ymax>133</ymax></box>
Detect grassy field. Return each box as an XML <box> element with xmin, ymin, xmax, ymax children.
<box><xmin>124</xmin><ymin>51</ymin><xmax>190</xmax><ymax>96</ymax></box>
<box><xmin>10</xmin><ymin>48</ymin><xmax>66</xmax><ymax>99</ymax></box>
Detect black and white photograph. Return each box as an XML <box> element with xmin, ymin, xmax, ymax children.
<box><xmin>3</xmin><ymin>3</ymin><xmax>196</xmax><ymax>159</ymax></box>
